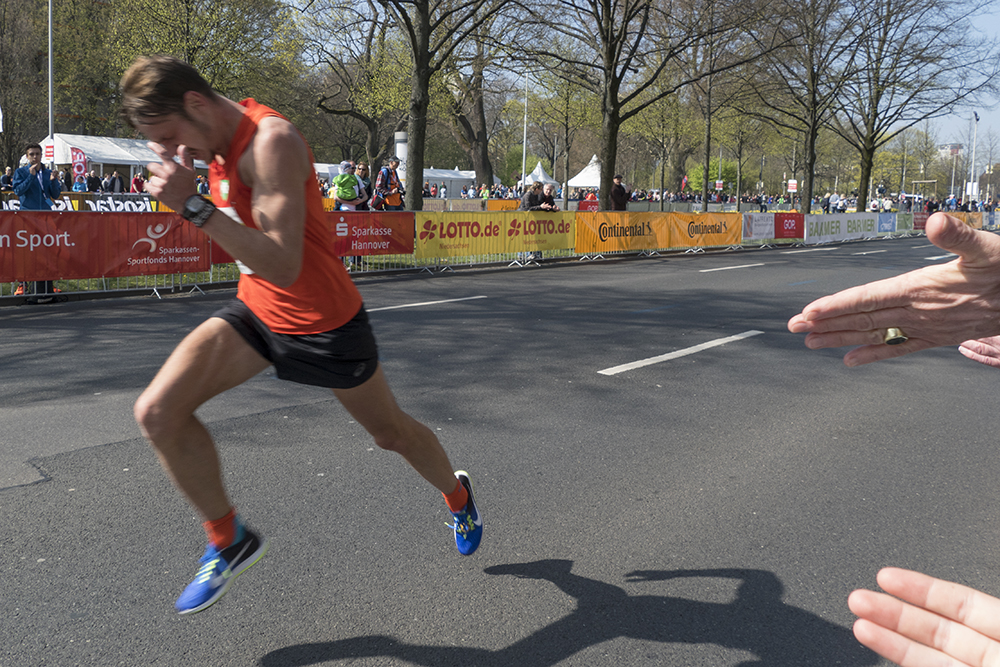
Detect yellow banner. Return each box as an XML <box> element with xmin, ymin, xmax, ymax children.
<box><xmin>507</xmin><ymin>211</ymin><xmax>575</xmax><ymax>253</ymax></box>
<box><xmin>414</xmin><ymin>211</ymin><xmax>574</xmax><ymax>259</ymax></box>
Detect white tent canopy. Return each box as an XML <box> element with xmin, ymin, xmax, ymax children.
<box><xmin>38</xmin><ymin>133</ymin><xmax>210</xmax><ymax>175</ymax></box>
<box><xmin>567</xmin><ymin>154</ymin><xmax>601</xmax><ymax>188</ymax></box>
<box><xmin>419</xmin><ymin>167</ymin><xmax>500</xmax><ymax>195</ymax></box>
<box><xmin>36</xmin><ymin>134</ymin><xmax>504</xmax><ymax>196</ymax></box>
<box><xmin>519</xmin><ymin>161</ymin><xmax>559</xmax><ymax>188</ymax></box>
<box><xmin>41</xmin><ymin>135</ymin><xmax>351</xmax><ymax>183</ymax></box>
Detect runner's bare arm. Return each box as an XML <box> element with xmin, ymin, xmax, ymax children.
<box><xmin>145</xmin><ymin>117</ymin><xmax>308</xmax><ymax>287</ymax></box>
<box><xmin>235</xmin><ymin>117</ymin><xmax>308</xmax><ymax>286</ymax></box>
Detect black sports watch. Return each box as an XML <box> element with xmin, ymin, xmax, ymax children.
<box><xmin>181</xmin><ymin>194</ymin><xmax>216</xmax><ymax>228</ymax></box>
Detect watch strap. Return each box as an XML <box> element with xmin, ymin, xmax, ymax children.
<box><xmin>182</xmin><ymin>194</ymin><xmax>216</xmax><ymax>228</ymax></box>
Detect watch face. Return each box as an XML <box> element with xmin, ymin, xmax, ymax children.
<box><xmin>187</xmin><ymin>197</ymin><xmax>206</xmax><ymax>214</ymax></box>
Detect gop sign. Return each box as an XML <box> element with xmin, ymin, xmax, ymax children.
<box><xmin>774</xmin><ymin>212</ymin><xmax>804</xmax><ymax>239</ymax></box>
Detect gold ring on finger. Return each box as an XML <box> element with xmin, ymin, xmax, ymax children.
<box><xmin>884</xmin><ymin>328</ymin><xmax>908</xmax><ymax>345</ymax></box>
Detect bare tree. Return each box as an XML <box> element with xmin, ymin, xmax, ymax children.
<box><xmin>628</xmin><ymin>77</ymin><xmax>701</xmax><ymax>209</ymax></box>
<box><xmin>296</xmin><ymin>0</ymin><xmax>409</xmax><ymax>166</ymax></box>
<box><xmin>518</xmin><ymin>0</ymin><xmax>781</xmax><ymax>210</ymax></box>
<box><xmin>439</xmin><ymin>20</ymin><xmax>512</xmax><ymax>191</ymax></box>
<box><xmin>741</xmin><ymin>0</ymin><xmax>864</xmax><ymax>210</ymax></box>
<box><xmin>681</xmin><ymin>0</ymin><xmax>759</xmax><ymax>210</ymax></box>
<box><xmin>716</xmin><ymin>108</ymin><xmax>770</xmax><ymax>201</ymax></box>
<box><xmin>0</xmin><ymin>0</ymin><xmax>47</xmax><ymax>171</ymax></box>
<box><xmin>378</xmin><ymin>0</ymin><xmax>507</xmax><ymax>210</ymax></box>
<box><xmin>828</xmin><ymin>0</ymin><xmax>1000</xmax><ymax>209</ymax></box>
<box><xmin>529</xmin><ymin>69</ymin><xmax>600</xmax><ymax>205</ymax></box>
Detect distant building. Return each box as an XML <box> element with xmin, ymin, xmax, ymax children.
<box><xmin>938</xmin><ymin>143</ymin><xmax>963</xmax><ymax>159</ymax></box>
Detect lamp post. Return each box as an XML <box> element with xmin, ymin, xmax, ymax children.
<box><xmin>520</xmin><ymin>71</ymin><xmax>528</xmax><ymax>194</ymax></box>
<box><xmin>951</xmin><ymin>150</ymin><xmax>957</xmax><ymax>198</ymax></box>
<box><xmin>969</xmin><ymin>112</ymin><xmax>980</xmax><ymax>204</ymax></box>
<box><xmin>48</xmin><ymin>0</ymin><xmax>54</xmax><ymax>165</ymax></box>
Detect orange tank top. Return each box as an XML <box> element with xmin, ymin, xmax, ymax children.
<box><xmin>209</xmin><ymin>99</ymin><xmax>362</xmax><ymax>334</ymax></box>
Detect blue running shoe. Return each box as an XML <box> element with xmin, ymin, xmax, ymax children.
<box><xmin>448</xmin><ymin>471</ymin><xmax>482</xmax><ymax>555</ymax></box>
<box><xmin>175</xmin><ymin>527</ymin><xmax>268</xmax><ymax>614</ymax></box>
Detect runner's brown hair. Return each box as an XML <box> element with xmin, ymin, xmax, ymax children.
<box><xmin>120</xmin><ymin>55</ymin><xmax>217</xmax><ymax>128</ymax></box>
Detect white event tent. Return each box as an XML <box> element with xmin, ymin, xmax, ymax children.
<box><xmin>567</xmin><ymin>155</ymin><xmax>601</xmax><ymax>188</ymax></box>
<box><xmin>38</xmin><ymin>133</ymin><xmax>210</xmax><ymax>176</ymax></box>
<box><xmin>518</xmin><ymin>161</ymin><xmax>560</xmax><ymax>188</ymax></box>
<box><xmin>37</xmin><ymin>134</ymin><xmax>502</xmax><ymax>197</ymax></box>
<box><xmin>419</xmin><ymin>167</ymin><xmax>500</xmax><ymax>194</ymax></box>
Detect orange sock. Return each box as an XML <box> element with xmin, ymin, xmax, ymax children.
<box><xmin>443</xmin><ymin>479</ymin><xmax>469</xmax><ymax>513</ymax></box>
<box><xmin>204</xmin><ymin>508</ymin><xmax>238</xmax><ymax>549</ymax></box>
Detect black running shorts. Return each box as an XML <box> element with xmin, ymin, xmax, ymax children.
<box><xmin>212</xmin><ymin>299</ymin><xmax>379</xmax><ymax>389</ymax></box>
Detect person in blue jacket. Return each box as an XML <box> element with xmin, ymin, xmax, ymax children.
<box><xmin>12</xmin><ymin>143</ymin><xmax>63</xmax><ymax>299</ymax></box>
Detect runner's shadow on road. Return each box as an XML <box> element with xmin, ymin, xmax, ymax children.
<box><xmin>259</xmin><ymin>559</ymin><xmax>876</xmax><ymax>666</ymax></box>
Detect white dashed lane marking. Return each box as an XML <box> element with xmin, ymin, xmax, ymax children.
<box><xmin>368</xmin><ymin>296</ymin><xmax>488</xmax><ymax>312</ymax></box>
<box><xmin>598</xmin><ymin>330</ymin><xmax>765</xmax><ymax>376</ymax></box>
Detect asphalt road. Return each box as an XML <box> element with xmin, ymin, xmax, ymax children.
<box><xmin>3</xmin><ymin>237</ymin><xmax>1000</xmax><ymax>666</ymax></box>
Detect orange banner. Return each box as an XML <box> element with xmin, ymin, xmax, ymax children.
<box><xmin>667</xmin><ymin>212</ymin><xmax>742</xmax><ymax>248</ymax></box>
<box><xmin>0</xmin><ymin>211</ymin><xmax>209</xmax><ymax>281</ymax></box>
<box><xmin>575</xmin><ymin>211</ymin><xmax>741</xmax><ymax>253</ymax></box>
<box><xmin>486</xmin><ymin>199</ymin><xmax>520</xmax><ymax>212</ymax></box>
<box><xmin>574</xmin><ymin>212</ymin><xmax>663</xmax><ymax>253</ymax></box>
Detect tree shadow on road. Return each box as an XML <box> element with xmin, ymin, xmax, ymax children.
<box><xmin>259</xmin><ymin>559</ymin><xmax>876</xmax><ymax>666</ymax></box>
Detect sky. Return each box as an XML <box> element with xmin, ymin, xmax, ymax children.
<box><xmin>937</xmin><ymin>9</ymin><xmax>1000</xmax><ymax>146</ymax></box>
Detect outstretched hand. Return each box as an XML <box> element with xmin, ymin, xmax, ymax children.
<box><xmin>787</xmin><ymin>213</ymin><xmax>1000</xmax><ymax>366</ymax></box>
<box><xmin>849</xmin><ymin>567</ymin><xmax>1000</xmax><ymax>666</ymax></box>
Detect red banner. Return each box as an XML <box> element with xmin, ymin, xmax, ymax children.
<box><xmin>330</xmin><ymin>211</ymin><xmax>414</xmax><ymax>256</ymax></box>
<box><xmin>774</xmin><ymin>212</ymin><xmax>804</xmax><ymax>239</ymax></box>
<box><xmin>71</xmin><ymin>147</ymin><xmax>87</xmax><ymax>180</ymax></box>
<box><xmin>912</xmin><ymin>212</ymin><xmax>928</xmax><ymax>231</ymax></box>
<box><xmin>0</xmin><ymin>211</ymin><xmax>209</xmax><ymax>281</ymax></box>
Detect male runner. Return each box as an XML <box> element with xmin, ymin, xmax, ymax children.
<box><xmin>122</xmin><ymin>55</ymin><xmax>482</xmax><ymax>615</ymax></box>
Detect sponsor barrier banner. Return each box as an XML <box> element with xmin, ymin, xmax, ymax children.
<box><xmin>576</xmin><ymin>212</ymin><xmax>660</xmax><ymax>253</ymax></box>
<box><xmin>507</xmin><ymin>212</ymin><xmax>574</xmax><ymax>253</ymax></box>
<box><xmin>330</xmin><ymin>211</ymin><xmax>414</xmax><ymax>256</ymax></box>
<box><xmin>414</xmin><ymin>211</ymin><xmax>574</xmax><ymax>259</ymax></box>
<box><xmin>913</xmin><ymin>212</ymin><xmax>928</xmax><ymax>230</ymax></box>
<box><xmin>742</xmin><ymin>212</ymin><xmax>774</xmax><ymax>241</ymax></box>
<box><xmin>0</xmin><ymin>211</ymin><xmax>209</xmax><ymax>281</ymax></box>
<box><xmin>878</xmin><ymin>212</ymin><xmax>896</xmax><ymax>233</ymax></box>
<box><xmin>486</xmin><ymin>200</ymin><xmax>520</xmax><ymax>212</ymax></box>
<box><xmin>576</xmin><ymin>211</ymin><xmax>740</xmax><ymax>253</ymax></box>
<box><xmin>953</xmin><ymin>212</ymin><xmax>983</xmax><ymax>229</ymax></box>
<box><xmin>804</xmin><ymin>213</ymin><xmax>878</xmax><ymax>244</ymax></box>
<box><xmin>667</xmin><ymin>212</ymin><xmax>741</xmax><ymax>249</ymax></box>
<box><xmin>577</xmin><ymin>200</ymin><xmax>599</xmax><ymax>212</ymax></box>
<box><xmin>774</xmin><ymin>212</ymin><xmax>804</xmax><ymax>239</ymax></box>
<box><xmin>986</xmin><ymin>211</ymin><xmax>997</xmax><ymax>231</ymax></box>
<box><xmin>1</xmin><ymin>192</ymin><xmax>161</xmax><ymax>212</ymax></box>
<box><xmin>896</xmin><ymin>213</ymin><xmax>914</xmax><ymax>231</ymax></box>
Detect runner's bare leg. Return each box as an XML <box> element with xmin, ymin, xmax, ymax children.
<box><xmin>134</xmin><ymin>318</ymin><xmax>271</xmax><ymax>520</ymax></box>
<box><xmin>333</xmin><ymin>364</ymin><xmax>458</xmax><ymax>494</ymax></box>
